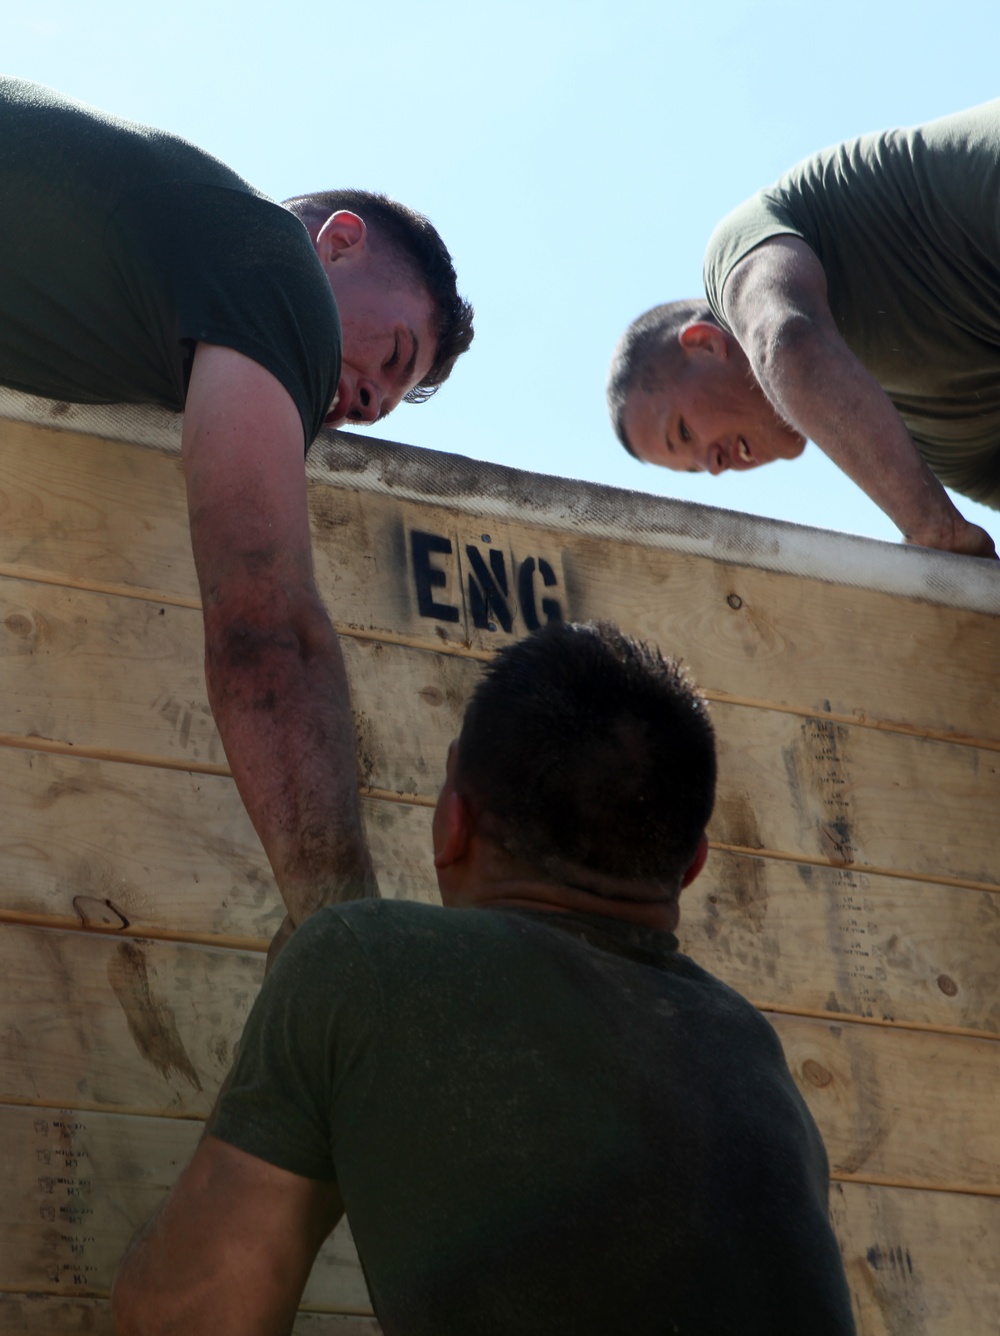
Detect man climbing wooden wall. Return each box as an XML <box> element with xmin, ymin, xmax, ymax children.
<box><xmin>0</xmin><ymin>390</ymin><xmax>997</xmax><ymax>1333</ymax></box>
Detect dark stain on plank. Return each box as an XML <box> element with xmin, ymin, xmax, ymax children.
<box><xmin>107</xmin><ymin>942</ymin><xmax>202</xmax><ymax>1090</ymax></box>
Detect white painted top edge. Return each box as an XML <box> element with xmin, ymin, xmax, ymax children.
<box><xmin>3</xmin><ymin>387</ymin><xmax>997</xmax><ymax>616</ymax></box>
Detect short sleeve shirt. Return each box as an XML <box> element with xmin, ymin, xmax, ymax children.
<box><xmin>0</xmin><ymin>77</ymin><xmax>340</xmax><ymax>446</ymax></box>
<box><xmin>213</xmin><ymin>900</ymin><xmax>856</xmax><ymax>1335</ymax></box>
<box><xmin>703</xmin><ymin>101</ymin><xmax>1000</xmax><ymax>505</ymax></box>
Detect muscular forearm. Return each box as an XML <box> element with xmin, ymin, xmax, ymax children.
<box><xmin>112</xmin><ymin>1138</ymin><xmax>343</xmax><ymax>1335</ymax></box>
<box><xmin>724</xmin><ymin>237</ymin><xmax>995</xmax><ymax>558</ymax></box>
<box><xmin>203</xmin><ymin>593</ymin><xmax>379</xmax><ymax>923</ymax></box>
<box><xmin>752</xmin><ymin>316</ymin><xmax>981</xmax><ymax>548</ymax></box>
<box><xmin>181</xmin><ymin>346</ymin><xmax>379</xmax><ymax>925</ymax></box>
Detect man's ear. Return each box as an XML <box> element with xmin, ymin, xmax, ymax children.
<box><xmin>433</xmin><ymin>789</ymin><xmax>474</xmax><ymax>870</ymax></box>
<box><xmin>680</xmin><ymin>833</ymin><xmax>710</xmax><ymax>889</ymax></box>
<box><xmin>678</xmin><ymin>321</ymin><xmax>729</xmax><ymax>360</ymax></box>
<box><xmin>315</xmin><ymin>210</ymin><xmax>367</xmax><ymax>266</ymax></box>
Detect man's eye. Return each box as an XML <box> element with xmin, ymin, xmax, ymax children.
<box><xmin>679</xmin><ymin>419</ymin><xmax>691</xmax><ymax>442</ymax></box>
<box><xmin>386</xmin><ymin>337</ymin><xmax>400</xmax><ymax>369</ymax></box>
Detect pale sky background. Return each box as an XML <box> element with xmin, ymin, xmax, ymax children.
<box><xmin>8</xmin><ymin>1</ymin><xmax>1000</xmax><ymax>547</ymax></box>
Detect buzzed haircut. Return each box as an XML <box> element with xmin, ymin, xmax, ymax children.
<box><xmin>455</xmin><ymin>621</ymin><xmax>716</xmax><ymax>888</ymax></box>
<box><xmin>283</xmin><ymin>188</ymin><xmax>474</xmax><ymax>401</ymax></box>
<box><xmin>607</xmin><ymin>299</ymin><xmax>716</xmax><ymax>457</ymax></box>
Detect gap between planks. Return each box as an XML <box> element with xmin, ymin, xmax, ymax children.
<box><xmin>2</xmin><ymin>906</ymin><xmax>998</xmax><ymax>1046</ymax></box>
<box><xmin>2</xmin><ymin>562</ymin><xmax>998</xmax><ymax>754</ymax></box>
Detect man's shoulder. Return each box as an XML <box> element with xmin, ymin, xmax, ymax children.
<box><xmin>295</xmin><ymin>899</ymin><xmax>491</xmax><ymax>961</ymax></box>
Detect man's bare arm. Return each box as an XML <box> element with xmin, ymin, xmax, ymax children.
<box><xmin>183</xmin><ymin>343</ymin><xmax>378</xmax><ymax>924</ymax></box>
<box><xmin>722</xmin><ymin>236</ymin><xmax>996</xmax><ymax>558</ymax></box>
<box><xmin>112</xmin><ymin>1137</ymin><xmax>344</xmax><ymax>1335</ymax></box>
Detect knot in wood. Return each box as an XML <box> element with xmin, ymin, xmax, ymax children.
<box><xmin>802</xmin><ymin>1059</ymin><xmax>833</xmax><ymax>1088</ymax></box>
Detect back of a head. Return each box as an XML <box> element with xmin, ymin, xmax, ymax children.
<box><xmin>284</xmin><ymin>188</ymin><xmax>474</xmax><ymax>400</ymax></box>
<box><xmin>455</xmin><ymin>621</ymin><xmax>716</xmax><ymax>889</ymax></box>
<box><xmin>606</xmin><ymin>300</ymin><xmax>714</xmax><ymax>456</ymax></box>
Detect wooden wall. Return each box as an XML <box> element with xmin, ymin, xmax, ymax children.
<box><xmin>1</xmin><ymin>407</ymin><xmax>998</xmax><ymax>1333</ymax></box>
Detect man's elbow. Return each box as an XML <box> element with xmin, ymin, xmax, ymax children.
<box><xmin>203</xmin><ymin>591</ymin><xmax>338</xmax><ymax>674</ymax></box>
<box><xmin>746</xmin><ymin>310</ymin><xmax>830</xmax><ymax>392</ymax></box>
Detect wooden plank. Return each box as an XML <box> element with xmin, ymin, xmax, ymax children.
<box><xmin>771</xmin><ymin>1014</ymin><xmax>1000</xmax><ymax>1191</ymax></box>
<box><xmin>0</xmin><ymin>1297</ymin><xmax>381</xmax><ymax>1336</ymax></box>
<box><xmin>710</xmin><ymin>707</ymin><xmax>1000</xmax><ymax>888</ymax></box>
<box><xmin>0</xmin><ymin>1102</ymin><xmax>371</xmax><ymax>1310</ymax></box>
<box><xmin>0</xmin><ymin>747</ymin><xmax>437</xmax><ymax>941</ymax></box>
<box><xmin>0</xmin><ymin>927</ymin><xmax>257</xmax><ymax>1116</ymax></box>
<box><xmin>0</xmin><ymin>420</ymin><xmax>196</xmax><ymax>600</ymax></box>
<box><xmin>3</xmin><ymin>418</ymin><xmax>999</xmax><ymax>747</ymax></box>
<box><xmin>1</xmin><ymin>581</ymin><xmax>998</xmax><ymax>887</ymax></box>
<box><xmin>0</xmin><ymin>576</ymin><xmax>219</xmax><ymax>766</ymax></box>
<box><xmin>679</xmin><ymin>850</ymin><xmax>1000</xmax><ymax>1036</ymax></box>
<box><xmin>834</xmin><ymin>1181</ymin><xmax>1000</xmax><ymax>1335</ymax></box>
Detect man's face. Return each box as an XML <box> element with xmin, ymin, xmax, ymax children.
<box><xmin>325</xmin><ymin>272</ymin><xmax>438</xmax><ymax>428</ymax></box>
<box><xmin>623</xmin><ymin>345</ymin><xmax>806</xmax><ymax>475</ymax></box>
<box><xmin>316</xmin><ymin>216</ymin><xmax>439</xmax><ymax>427</ymax></box>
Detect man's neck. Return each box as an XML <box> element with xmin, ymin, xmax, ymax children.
<box><xmin>449</xmin><ymin>876</ymin><xmax>682</xmax><ymax>934</ymax></box>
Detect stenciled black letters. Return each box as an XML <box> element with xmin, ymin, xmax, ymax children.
<box><xmin>517</xmin><ymin>556</ymin><xmax>563</xmax><ymax>630</ymax></box>
<box><xmin>410</xmin><ymin>529</ymin><xmax>565</xmax><ymax>633</ymax></box>
<box><xmin>410</xmin><ymin>530</ymin><xmax>460</xmax><ymax>622</ymax></box>
<box><xmin>465</xmin><ymin>545</ymin><xmax>514</xmax><ymax>633</ymax></box>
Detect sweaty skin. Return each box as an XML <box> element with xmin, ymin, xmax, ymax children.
<box><xmin>184</xmin><ymin>218</ymin><xmax>440</xmax><ymax>927</ymax></box>
<box><xmin>722</xmin><ymin>237</ymin><xmax>996</xmax><ymax>558</ymax></box>
<box><xmin>623</xmin><ymin>319</ymin><xmax>806</xmax><ymax>476</ymax></box>
<box><xmin>625</xmin><ymin>238</ymin><xmax>996</xmax><ymax>558</ymax></box>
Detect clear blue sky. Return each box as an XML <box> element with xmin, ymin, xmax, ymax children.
<box><xmin>8</xmin><ymin>1</ymin><xmax>1000</xmax><ymax>546</ymax></box>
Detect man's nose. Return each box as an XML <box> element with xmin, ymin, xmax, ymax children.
<box><xmin>706</xmin><ymin>445</ymin><xmax>729</xmax><ymax>476</ymax></box>
<box><xmin>353</xmin><ymin>381</ymin><xmax>382</xmax><ymax>424</ymax></box>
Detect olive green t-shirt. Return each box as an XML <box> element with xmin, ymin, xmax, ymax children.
<box><xmin>213</xmin><ymin>900</ymin><xmax>855</xmax><ymax>1335</ymax></box>
<box><xmin>704</xmin><ymin>101</ymin><xmax>1000</xmax><ymax>507</ymax></box>
<box><xmin>0</xmin><ymin>77</ymin><xmax>340</xmax><ymax>445</ymax></box>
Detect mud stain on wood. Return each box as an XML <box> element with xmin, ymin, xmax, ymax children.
<box><xmin>710</xmin><ymin>792</ymin><xmax>770</xmax><ymax>934</ymax></box>
<box><xmin>836</xmin><ymin>1184</ymin><xmax>928</xmax><ymax>1334</ymax></box>
<box><xmin>106</xmin><ymin>942</ymin><xmax>202</xmax><ymax>1090</ymax></box>
<box><xmin>783</xmin><ymin>718</ymin><xmax>860</xmax><ymax>867</ymax></box>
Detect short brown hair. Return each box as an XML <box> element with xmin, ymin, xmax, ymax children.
<box><xmin>606</xmin><ymin>300</ymin><xmax>715</xmax><ymax>456</ymax></box>
<box><xmin>284</xmin><ymin>188</ymin><xmax>474</xmax><ymax>402</ymax></box>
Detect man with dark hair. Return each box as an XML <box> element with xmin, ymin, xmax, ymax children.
<box><xmin>112</xmin><ymin>621</ymin><xmax>856</xmax><ymax>1336</ymax></box>
<box><xmin>0</xmin><ymin>78</ymin><xmax>473</xmax><ymax>922</ymax></box>
<box><xmin>608</xmin><ymin>102</ymin><xmax>1000</xmax><ymax>560</ymax></box>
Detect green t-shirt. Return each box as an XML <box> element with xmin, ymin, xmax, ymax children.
<box><xmin>213</xmin><ymin>900</ymin><xmax>856</xmax><ymax>1335</ymax></box>
<box><xmin>0</xmin><ymin>78</ymin><xmax>340</xmax><ymax>445</ymax></box>
<box><xmin>704</xmin><ymin>101</ymin><xmax>1000</xmax><ymax>507</ymax></box>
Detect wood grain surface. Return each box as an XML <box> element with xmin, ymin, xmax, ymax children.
<box><xmin>1</xmin><ymin>414</ymin><xmax>997</xmax><ymax>1334</ymax></box>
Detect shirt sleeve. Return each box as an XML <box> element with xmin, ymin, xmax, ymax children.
<box><xmin>109</xmin><ymin>182</ymin><xmax>342</xmax><ymax>447</ymax></box>
<box><xmin>702</xmin><ymin>188</ymin><xmax>808</xmax><ymax>329</ymax></box>
<box><xmin>211</xmin><ymin>909</ymin><xmax>381</xmax><ymax>1180</ymax></box>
